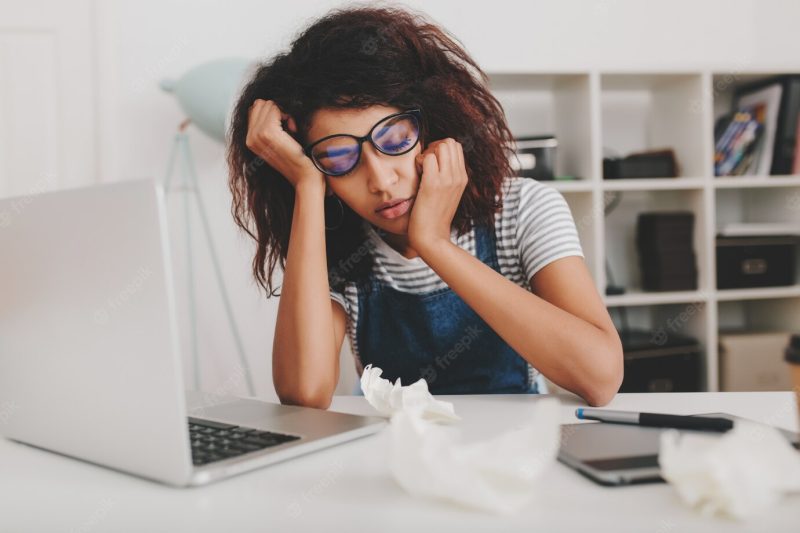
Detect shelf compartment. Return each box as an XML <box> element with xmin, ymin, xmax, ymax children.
<box><xmin>600</xmin><ymin>73</ymin><xmax>707</xmax><ymax>179</ymax></box>
<box><xmin>713</xmin><ymin>187</ymin><xmax>800</xmax><ymax>291</ymax></box>
<box><xmin>715</xmin><ymin>186</ymin><xmax>800</xmax><ymax>230</ymax></box>
<box><xmin>604</xmin><ymin>189</ymin><xmax>709</xmax><ymax>294</ymax></box>
<box><xmin>488</xmin><ymin>73</ymin><xmax>594</xmax><ymax>182</ymax></box>
<box><xmin>610</xmin><ymin>301</ymin><xmax>710</xmax><ymax>392</ymax></box>
<box><xmin>710</xmin><ymin>72</ymin><xmax>800</xmax><ymax>178</ymax></box>
<box><xmin>614</xmin><ymin>302</ymin><xmax>709</xmax><ymax>341</ymax></box>
<box><xmin>717</xmin><ymin>296</ymin><xmax>800</xmax><ymax>333</ymax></box>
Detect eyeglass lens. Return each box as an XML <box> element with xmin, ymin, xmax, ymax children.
<box><xmin>310</xmin><ymin>113</ymin><xmax>420</xmax><ymax>176</ymax></box>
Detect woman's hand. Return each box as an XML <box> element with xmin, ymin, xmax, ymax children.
<box><xmin>245</xmin><ymin>99</ymin><xmax>324</xmax><ymax>190</ymax></box>
<box><xmin>407</xmin><ymin>138</ymin><xmax>469</xmax><ymax>254</ymax></box>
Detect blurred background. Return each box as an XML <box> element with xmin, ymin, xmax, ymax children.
<box><xmin>1</xmin><ymin>0</ymin><xmax>799</xmax><ymax>401</ymax></box>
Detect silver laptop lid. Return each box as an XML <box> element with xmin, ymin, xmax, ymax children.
<box><xmin>0</xmin><ymin>178</ymin><xmax>193</xmax><ymax>485</ymax></box>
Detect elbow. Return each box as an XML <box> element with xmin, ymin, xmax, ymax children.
<box><xmin>271</xmin><ymin>347</ymin><xmax>337</xmax><ymax>410</ymax></box>
<box><xmin>278</xmin><ymin>390</ymin><xmax>333</xmax><ymax>410</ymax></box>
<box><xmin>276</xmin><ymin>384</ymin><xmax>334</xmax><ymax>410</ymax></box>
<box><xmin>582</xmin><ymin>339</ymin><xmax>624</xmax><ymax>407</ymax></box>
<box><xmin>584</xmin><ymin>381</ymin><xmax>620</xmax><ymax>407</ymax></box>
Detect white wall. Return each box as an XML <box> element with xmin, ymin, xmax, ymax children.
<box><xmin>4</xmin><ymin>0</ymin><xmax>800</xmax><ymax>401</ymax></box>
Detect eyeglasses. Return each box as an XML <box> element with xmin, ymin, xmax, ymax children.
<box><xmin>304</xmin><ymin>109</ymin><xmax>421</xmax><ymax>177</ymax></box>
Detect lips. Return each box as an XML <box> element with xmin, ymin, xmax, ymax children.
<box><xmin>375</xmin><ymin>198</ymin><xmax>412</xmax><ymax>213</ymax></box>
<box><xmin>375</xmin><ymin>197</ymin><xmax>414</xmax><ymax>220</ymax></box>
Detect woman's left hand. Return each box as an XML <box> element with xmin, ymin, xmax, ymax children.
<box><xmin>407</xmin><ymin>138</ymin><xmax>468</xmax><ymax>254</ymax></box>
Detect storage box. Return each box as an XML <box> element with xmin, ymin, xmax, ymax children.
<box><xmin>603</xmin><ymin>149</ymin><xmax>677</xmax><ymax>179</ymax></box>
<box><xmin>509</xmin><ymin>136</ymin><xmax>557</xmax><ymax>180</ymax></box>
<box><xmin>636</xmin><ymin>212</ymin><xmax>698</xmax><ymax>292</ymax></box>
<box><xmin>719</xmin><ymin>331</ymin><xmax>795</xmax><ymax>391</ymax></box>
<box><xmin>716</xmin><ymin>235</ymin><xmax>798</xmax><ymax>289</ymax></box>
<box><xmin>620</xmin><ymin>329</ymin><xmax>703</xmax><ymax>393</ymax></box>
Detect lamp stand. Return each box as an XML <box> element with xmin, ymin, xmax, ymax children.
<box><xmin>162</xmin><ymin>120</ymin><xmax>255</xmax><ymax>396</ymax></box>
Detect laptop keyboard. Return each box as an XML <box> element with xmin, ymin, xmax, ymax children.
<box><xmin>188</xmin><ymin>417</ymin><xmax>301</xmax><ymax>466</ymax></box>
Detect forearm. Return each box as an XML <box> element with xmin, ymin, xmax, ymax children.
<box><xmin>272</xmin><ymin>182</ymin><xmax>337</xmax><ymax>408</ymax></box>
<box><xmin>418</xmin><ymin>240</ymin><xmax>621</xmax><ymax>405</ymax></box>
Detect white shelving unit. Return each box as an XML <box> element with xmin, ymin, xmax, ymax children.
<box><xmin>488</xmin><ymin>70</ymin><xmax>800</xmax><ymax>392</ymax></box>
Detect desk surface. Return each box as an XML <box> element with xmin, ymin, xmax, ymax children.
<box><xmin>1</xmin><ymin>391</ymin><xmax>799</xmax><ymax>532</ymax></box>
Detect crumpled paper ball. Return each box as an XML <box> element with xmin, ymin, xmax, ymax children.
<box><xmin>359</xmin><ymin>364</ymin><xmax>561</xmax><ymax>514</ymax></box>
<box><xmin>359</xmin><ymin>364</ymin><xmax>460</xmax><ymax>423</ymax></box>
<box><xmin>659</xmin><ymin>418</ymin><xmax>800</xmax><ymax>520</ymax></box>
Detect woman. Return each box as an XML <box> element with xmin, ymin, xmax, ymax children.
<box><xmin>227</xmin><ymin>5</ymin><xmax>623</xmax><ymax>408</ymax></box>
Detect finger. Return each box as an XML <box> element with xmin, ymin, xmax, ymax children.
<box><xmin>263</xmin><ymin>101</ymin><xmax>281</xmax><ymax>130</ymax></box>
<box><xmin>435</xmin><ymin>141</ymin><xmax>451</xmax><ymax>180</ymax></box>
<box><xmin>253</xmin><ymin>99</ymin><xmax>271</xmax><ymax>124</ymax></box>
<box><xmin>455</xmin><ymin>141</ymin><xmax>467</xmax><ymax>180</ymax></box>
<box><xmin>448</xmin><ymin>141</ymin><xmax>463</xmax><ymax>186</ymax></box>
<box><xmin>264</xmin><ymin>103</ymin><xmax>292</xmax><ymax>141</ymax></box>
<box><xmin>247</xmin><ymin>100</ymin><xmax>267</xmax><ymax>149</ymax></box>
<box><xmin>249</xmin><ymin>100</ymin><xmax>273</xmax><ymax>142</ymax></box>
<box><xmin>448</xmin><ymin>140</ymin><xmax>460</xmax><ymax>180</ymax></box>
<box><xmin>451</xmin><ymin>140</ymin><xmax>461</xmax><ymax>170</ymax></box>
<box><xmin>425</xmin><ymin>139</ymin><xmax>446</xmax><ymax>153</ymax></box>
<box><xmin>248</xmin><ymin>99</ymin><xmax>264</xmax><ymax>131</ymax></box>
<box><xmin>421</xmin><ymin>152</ymin><xmax>439</xmax><ymax>178</ymax></box>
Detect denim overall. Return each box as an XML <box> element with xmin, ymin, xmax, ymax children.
<box><xmin>351</xmin><ymin>223</ymin><xmax>540</xmax><ymax>395</ymax></box>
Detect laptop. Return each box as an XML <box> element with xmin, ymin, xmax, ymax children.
<box><xmin>0</xmin><ymin>178</ymin><xmax>386</xmax><ymax>486</ymax></box>
<box><xmin>558</xmin><ymin>412</ymin><xmax>800</xmax><ymax>486</ymax></box>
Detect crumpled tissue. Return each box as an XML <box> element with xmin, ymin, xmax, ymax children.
<box><xmin>359</xmin><ymin>364</ymin><xmax>460</xmax><ymax>423</ymax></box>
<box><xmin>359</xmin><ymin>364</ymin><xmax>561</xmax><ymax>514</ymax></box>
<box><xmin>658</xmin><ymin>418</ymin><xmax>800</xmax><ymax>520</ymax></box>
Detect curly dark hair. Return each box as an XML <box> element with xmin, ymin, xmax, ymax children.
<box><xmin>227</xmin><ymin>4</ymin><xmax>515</xmax><ymax>297</ymax></box>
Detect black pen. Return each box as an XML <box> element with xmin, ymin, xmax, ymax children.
<box><xmin>575</xmin><ymin>408</ymin><xmax>734</xmax><ymax>432</ymax></box>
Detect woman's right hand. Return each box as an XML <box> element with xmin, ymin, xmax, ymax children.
<box><xmin>245</xmin><ymin>99</ymin><xmax>324</xmax><ymax>190</ymax></box>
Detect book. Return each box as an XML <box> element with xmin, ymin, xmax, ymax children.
<box><xmin>734</xmin><ymin>81</ymin><xmax>783</xmax><ymax>175</ymax></box>
<box><xmin>769</xmin><ymin>76</ymin><xmax>800</xmax><ymax>175</ymax></box>
<box><xmin>714</xmin><ymin>105</ymin><xmax>765</xmax><ymax>176</ymax></box>
<box><xmin>794</xmin><ymin>114</ymin><xmax>800</xmax><ymax>175</ymax></box>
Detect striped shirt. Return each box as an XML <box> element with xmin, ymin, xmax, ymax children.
<box><xmin>329</xmin><ymin>176</ymin><xmax>584</xmax><ymax>375</ymax></box>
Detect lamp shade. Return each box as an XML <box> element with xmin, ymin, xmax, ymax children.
<box><xmin>160</xmin><ymin>57</ymin><xmax>252</xmax><ymax>143</ymax></box>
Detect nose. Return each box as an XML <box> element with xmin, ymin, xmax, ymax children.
<box><xmin>361</xmin><ymin>143</ymin><xmax>398</xmax><ymax>194</ymax></box>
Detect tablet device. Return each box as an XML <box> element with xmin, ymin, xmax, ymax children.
<box><xmin>558</xmin><ymin>412</ymin><xmax>800</xmax><ymax>486</ymax></box>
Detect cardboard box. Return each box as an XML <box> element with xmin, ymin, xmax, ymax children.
<box><xmin>719</xmin><ymin>331</ymin><xmax>795</xmax><ymax>391</ymax></box>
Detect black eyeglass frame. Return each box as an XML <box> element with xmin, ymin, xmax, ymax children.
<box><xmin>303</xmin><ymin>109</ymin><xmax>422</xmax><ymax>177</ymax></box>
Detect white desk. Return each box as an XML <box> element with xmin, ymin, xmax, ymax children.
<box><xmin>1</xmin><ymin>392</ymin><xmax>798</xmax><ymax>532</ymax></box>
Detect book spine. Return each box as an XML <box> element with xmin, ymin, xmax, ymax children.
<box><xmin>794</xmin><ymin>114</ymin><xmax>800</xmax><ymax>175</ymax></box>
<box><xmin>718</xmin><ymin>111</ymin><xmax>751</xmax><ymax>175</ymax></box>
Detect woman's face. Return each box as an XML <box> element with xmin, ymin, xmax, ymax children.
<box><xmin>306</xmin><ymin>105</ymin><xmax>423</xmax><ymax>236</ymax></box>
